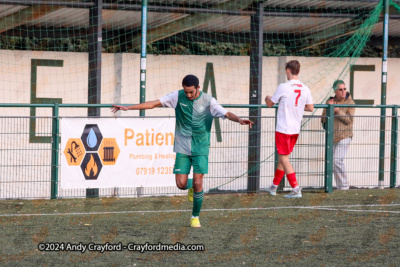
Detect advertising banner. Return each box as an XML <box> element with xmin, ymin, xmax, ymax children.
<box><xmin>61</xmin><ymin>117</ymin><xmax>176</xmax><ymax>189</ymax></box>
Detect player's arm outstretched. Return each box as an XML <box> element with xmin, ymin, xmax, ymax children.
<box><xmin>225</xmin><ymin>112</ymin><xmax>254</xmax><ymax>128</ymax></box>
<box><xmin>210</xmin><ymin>98</ymin><xmax>253</xmax><ymax>128</ymax></box>
<box><xmin>111</xmin><ymin>100</ymin><xmax>162</xmax><ymax>113</ymax></box>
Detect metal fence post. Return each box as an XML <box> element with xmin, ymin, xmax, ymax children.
<box><xmin>379</xmin><ymin>0</ymin><xmax>389</xmax><ymax>189</ymax></box>
<box><xmin>88</xmin><ymin>0</ymin><xmax>102</xmax><ymax>117</ymax></box>
<box><xmin>139</xmin><ymin>0</ymin><xmax>148</xmax><ymax>117</ymax></box>
<box><xmin>247</xmin><ymin>2</ymin><xmax>263</xmax><ymax>193</ymax></box>
<box><xmin>390</xmin><ymin>106</ymin><xmax>398</xmax><ymax>188</ymax></box>
<box><xmin>51</xmin><ymin>103</ymin><xmax>60</xmax><ymax>199</ymax></box>
<box><xmin>324</xmin><ymin>105</ymin><xmax>334</xmax><ymax>193</ymax></box>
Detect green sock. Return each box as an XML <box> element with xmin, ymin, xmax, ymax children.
<box><xmin>184</xmin><ymin>179</ymin><xmax>193</xmax><ymax>190</ymax></box>
<box><xmin>192</xmin><ymin>190</ymin><xmax>204</xmax><ymax>217</ymax></box>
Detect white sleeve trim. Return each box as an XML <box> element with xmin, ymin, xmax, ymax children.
<box><xmin>210</xmin><ymin>98</ymin><xmax>227</xmax><ymax>119</ymax></box>
<box><xmin>270</xmin><ymin>85</ymin><xmax>282</xmax><ymax>104</ymax></box>
<box><xmin>159</xmin><ymin>90</ymin><xmax>179</xmax><ymax>108</ymax></box>
<box><xmin>306</xmin><ymin>90</ymin><xmax>314</xmax><ymax>104</ymax></box>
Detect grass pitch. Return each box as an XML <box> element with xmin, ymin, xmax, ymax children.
<box><xmin>0</xmin><ymin>189</ymin><xmax>399</xmax><ymax>266</ymax></box>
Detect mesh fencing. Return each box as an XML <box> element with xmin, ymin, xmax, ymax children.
<box><xmin>0</xmin><ymin>106</ymin><xmax>398</xmax><ymax>199</ymax></box>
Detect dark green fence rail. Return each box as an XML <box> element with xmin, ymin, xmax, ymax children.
<box><xmin>0</xmin><ymin>104</ymin><xmax>398</xmax><ymax>199</ymax></box>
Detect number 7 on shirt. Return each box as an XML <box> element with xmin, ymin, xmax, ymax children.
<box><xmin>294</xmin><ymin>90</ymin><xmax>301</xmax><ymax>106</ymax></box>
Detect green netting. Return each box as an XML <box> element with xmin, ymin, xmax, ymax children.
<box><xmin>316</xmin><ymin>0</ymin><xmax>383</xmax><ymax>109</ymax></box>
<box><xmin>390</xmin><ymin>0</ymin><xmax>400</xmax><ymax>11</ymax></box>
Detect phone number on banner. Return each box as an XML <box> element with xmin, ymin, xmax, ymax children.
<box><xmin>136</xmin><ymin>167</ymin><xmax>173</xmax><ymax>175</ymax></box>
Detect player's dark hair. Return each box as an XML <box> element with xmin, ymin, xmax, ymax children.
<box><xmin>285</xmin><ymin>60</ymin><xmax>301</xmax><ymax>75</ymax></box>
<box><xmin>182</xmin><ymin>75</ymin><xmax>199</xmax><ymax>88</ymax></box>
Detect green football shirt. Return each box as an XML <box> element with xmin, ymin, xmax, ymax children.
<box><xmin>159</xmin><ymin>90</ymin><xmax>227</xmax><ymax>156</ymax></box>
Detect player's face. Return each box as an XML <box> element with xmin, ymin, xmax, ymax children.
<box><xmin>183</xmin><ymin>85</ymin><xmax>199</xmax><ymax>100</ymax></box>
<box><xmin>335</xmin><ymin>84</ymin><xmax>347</xmax><ymax>101</ymax></box>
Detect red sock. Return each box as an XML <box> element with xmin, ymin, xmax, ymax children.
<box><xmin>286</xmin><ymin>172</ymin><xmax>298</xmax><ymax>188</ymax></box>
<box><xmin>273</xmin><ymin>169</ymin><xmax>285</xmax><ymax>186</ymax></box>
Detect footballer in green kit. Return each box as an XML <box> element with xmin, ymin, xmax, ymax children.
<box><xmin>112</xmin><ymin>75</ymin><xmax>253</xmax><ymax>227</ymax></box>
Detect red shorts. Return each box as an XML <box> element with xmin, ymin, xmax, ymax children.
<box><xmin>275</xmin><ymin>131</ymin><xmax>299</xmax><ymax>155</ymax></box>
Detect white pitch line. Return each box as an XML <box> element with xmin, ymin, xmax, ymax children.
<box><xmin>308</xmin><ymin>207</ymin><xmax>400</xmax><ymax>214</ymax></box>
<box><xmin>313</xmin><ymin>203</ymin><xmax>400</xmax><ymax>208</ymax></box>
<box><xmin>0</xmin><ymin>203</ymin><xmax>399</xmax><ymax>217</ymax></box>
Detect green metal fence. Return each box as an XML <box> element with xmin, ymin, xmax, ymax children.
<box><xmin>0</xmin><ymin>104</ymin><xmax>398</xmax><ymax>199</ymax></box>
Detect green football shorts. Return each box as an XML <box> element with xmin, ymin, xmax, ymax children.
<box><xmin>173</xmin><ymin>153</ymin><xmax>209</xmax><ymax>174</ymax></box>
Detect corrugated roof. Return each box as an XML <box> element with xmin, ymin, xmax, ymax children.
<box><xmin>1</xmin><ymin>1</ymin><xmax>399</xmax><ymax>37</ymax></box>
<box><xmin>195</xmin><ymin>15</ymin><xmax>354</xmax><ymax>35</ymax></box>
<box><xmin>0</xmin><ymin>5</ymin><xmax>26</xmax><ymax>17</ymax></box>
<box><xmin>140</xmin><ymin>0</ymin><xmax>380</xmax><ymax>10</ymax></box>
<box><xmin>372</xmin><ymin>20</ymin><xmax>400</xmax><ymax>37</ymax></box>
<box><xmin>263</xmin><ymin>0</ymin><xmax>378</xmax><ymax>10</ymax></box>
<box><xmin>24</xmin><ymin>9</ymin><xmax>187</xmax><ymax>30</ymax></box>
<box><xmin>145</xmin><ymin>0</ymin><xmax>230</xmax><ymax>5</ymax></box>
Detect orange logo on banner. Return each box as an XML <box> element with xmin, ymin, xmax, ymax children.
<box><xmin>63</xmin><ymin>138</ymin><xmax>85</xmax><ymax>166</ymax></box>
<box><xmin>64</xmin><ymin>124</ymin><xmax>120</xmax><ymax>180</ymax></box>
<box><xmin>85</xmin><ymin>154</ymin><xmax>99</xmax><ymax>178</ymax></box>
<box><xmin>80</xmin><ymin>153</ymin><xmax>102</xmax><ymax>180</ymax></box>
<box><xmin>99</xmin><ymin>138</ymin><xmax>120</xmax><ymax>165</ymax></box>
